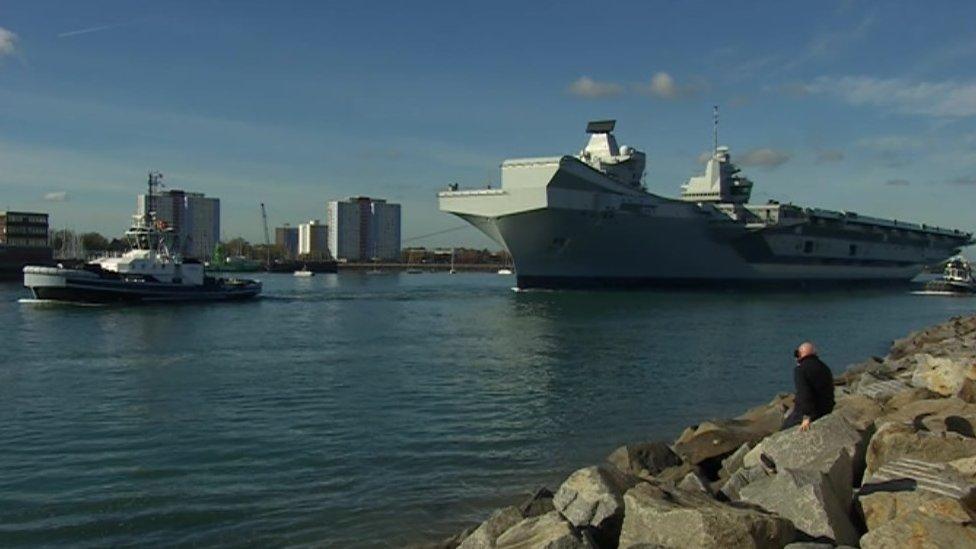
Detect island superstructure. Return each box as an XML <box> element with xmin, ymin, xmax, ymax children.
<box><xmin>438</xmin><ymin>119</ymin><xmax>973</xmax><ymax>288</ymax></box>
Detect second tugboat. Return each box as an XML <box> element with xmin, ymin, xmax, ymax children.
<box><xmin>922</xmin><ymin>256</ymin><xmax>976</xmax><ymax>295</ymax></box>
<box><xmin>23</xmin><ymin>172</ymin><xmax>261</xmax><ymax>303</ymax></box>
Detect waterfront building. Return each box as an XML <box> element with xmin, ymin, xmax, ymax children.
<box><xmin>0</xmin><ymin>211</ymin><xmax>50</xmax><ymax>247</ymax></box>
<box><xmin>297</xmin><ymin>220</ymin><xmax>330</xmax><ymax>258</ymax></box>
<box><xmin>137</xmin><ymin>190</ymin><xmax>219</xmax><ymax>259</ymax></box>
<box><xmin>327</xmin><ymin>197</ymin><xmax>401</xmax><ymax>261</ymax></box>
<box><xmin>275</xmin><ymin>225</ymin><xmax>299</xmax><ymax>259</ymax></box>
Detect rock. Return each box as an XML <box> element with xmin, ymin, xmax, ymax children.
<box><xmin>858</xmin><ymin>490</ymin><xmax>974</xmax><ymax>532</ymax></box>
<box><xmin>552</xmin><ymin>465</ymin><xmax>636</xmax><ymax>545</ymax></box>
<box><xmin>911</xmin><ymin>354</ymin><xmax>976</xmax><ymax>398</ymax></box>
<box><xmin>749</xmin><ymin>413</ymin><xmax>866</xmax><ymax>504</ymax></box>
<box><xmin>878</xmin><ymin>397</ymin><xmax>976</xmax><ymax>436</ymax></box>
<box><xmin>856</xmin><ymin>378</ymin><xmax>910</xmax><ymax>401</ymax></box>
<box><xmin>949</xmin><ymin>456</ymin><xmax>976</xmax><ymax>481</ymax></box>
<box><xmin>884</xmin><ymin>387</ymin><xmax>938</xmax><ymax>410</ymax></box>
<box><xmin>834</xmin><ymin>394</ymin><xmax>884</xmax><ymax>431</ymax></box>
<box><xmin>458</xmin><ymin>506</ymin><xmax>523</xmax><ymax>549</ymax></box>
<box><xmin>518</xmin><ymin>487</ymin><xmax>555</xmax><ymax>519</ymax></box>
<box><xmin>740</xmin><ymin>468</ymin><xmax>859</xmax><ymax>546</ymax></box>
<box><xmin>863</xmin><ymin>457</ymin><xmax>976</xmax><ymax>500</ymax></box>
<box><xmin>618</xmin><ymin>483</ymin><xmax>794</xmax><ymax>549</ymax></box>
<box><xmin>494</xmin><ymin>511</ymin><xmax>594</xmax><ymax>549</ymax></box>
<box><xmin>863</xmin><ymin>421</ymin><xmax>976</xmax><ymax>480</ymax></box>
<box><xmin>606</xmin><ymin>441</ymin><xmax>681</xmax><ymax>478</ymax></box>
<box><xmin>859</xmin><ymin>510</ymin><xmax>976</xmax><ymax>549</ymax></box>
<box><xmin>783</xmin><ymin>544</ymin><xmax>844</xmax><ymax>549</ymax></box>
<box><xmin>718</xmin><ymin>465</ymin><xmax>770</xmax><ymax>501</ymax></box>
<box><xmin>718</xmin><ymin>443</ymin><xmax>752</xmax><ymax>481</ymax></box>
<box><xmin>677</xmin><ymin>470</ymin><xmax>712</xmax><ymax>495</ymax></box>
<box><xmin>673</xmin><ymin>394</ymin><xmax>792</xmax><ymax>466</ymax></box>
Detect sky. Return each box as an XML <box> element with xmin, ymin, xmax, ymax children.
<box><xmin>1</xmin><ymin>0</ymin><xmax>975</xmax><ymax>249</ymax></box>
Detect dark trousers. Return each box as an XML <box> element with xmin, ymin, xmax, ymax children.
<box><xmin>781</xmin><ymin>408</ymin><xmax>803</xmax><ymax>430</ymax></box>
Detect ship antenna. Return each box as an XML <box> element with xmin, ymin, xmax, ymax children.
<box><xmin>712</xmin><ymin>105</ymin><xmax>719</xmax><ymax>152</ymax></box>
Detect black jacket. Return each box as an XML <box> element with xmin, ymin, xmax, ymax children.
<box><xmin>793</xmin><ymin>355</ymin><xmax>835</xmax><ymax>421</ymax></box>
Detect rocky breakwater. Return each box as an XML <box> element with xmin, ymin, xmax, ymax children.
<box><xmin>416</xmin><ymin>314</ymin><xmax>976</xmax><ymax>548</ymax></box>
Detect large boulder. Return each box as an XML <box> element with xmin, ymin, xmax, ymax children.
<box><xmin>718</xmin><ymin>443</ymin><xmax>752</xmax><ymax>482</ymax></box>
<box><xmin>858</xmin><ymin>490</ymin><xmax>974</xmax><ymax>532</ymax></box>
<box><xmin>879</xmin><ymin>397</ymin><xmax>976</xmax><ymax>436</ymax></box>
<box><xmin>718</xmin><ymin>465</ymin><xmax>770</xmax><ymax>501</ymax></box>
<box><xmin>859</xmin><ymin>510</ymin><xmax>976</xmax><ymax>548</ymax></box>
<box><xmin>950</xmin><ymin>456</ymin><xmax>976</xmax><ymax>481</ymax></box>
<box><xmin>673</xmin><ymin>394</ymin><xmax>792</xmax><ymax>466</ymax></box>
<box><xmin>618</xmin><ymin>483</ymin><xmax>795</xmax><ymax>548</ymax></box>
<box><xmin>494</xmin><ymin>511</ymin><xmax>594</xmax><ymax>549</ymax></box>
<box><xmin>834</xmin><ymin>394</ymin><xmax>884</xmax><ymax>431</ymax></box>
<box><xmin>458</xmin><ymin>506</ymin><xmax>523</xmax><ymax>549</ymax></box>
<box><xmin>884</xmin><ymin>387</ymin><xmax>938</xmax><ymax>410</ymax></box>
<box><xmin>911</xmin><ymin>353</ymin><xmax>976</xmax><ymax>399</ymax></box>
<box><xmin>740</xmin><ymin>468</ymin><xmax>859</xmax><ymax>546</ymax></box>
<box><xmin>863</xmin><ymin>421</ymin><xmax>976</xmax><ymax>480</ymax></box>
<box><xmin>552</xmin><ymin>465</ymin><xmax>637</xmax><ymax>545</ymax></box>
<box><xmin>748</xmin><ymin>413</ymin><xmax>866</xmax><ymax>504</ymax></box>
<box><xmin>518</xmin><ymin>487</ymin><xmax>555</xmax><ymax>519</ymax></box>
<box><xmin>606</xmin><ymin>441</ymin><xmax>681</xmax><ymax>478</ymax></box>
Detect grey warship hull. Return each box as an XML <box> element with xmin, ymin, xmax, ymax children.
<box><xmin>439</xmin><ymin>122</ymin><xmax>972</xmax><ymax>290</ymax></box>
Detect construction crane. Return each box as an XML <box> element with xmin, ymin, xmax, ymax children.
<box><xmin>260</xmin><ymin>203</ymin><xmax>272</xmax><ymax>266</ymax></box>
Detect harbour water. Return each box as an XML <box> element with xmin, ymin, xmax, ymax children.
<box><xmin>1</xmin><ymin>273</ymin><xmax>973</xmax><ymax>547</ymax></box>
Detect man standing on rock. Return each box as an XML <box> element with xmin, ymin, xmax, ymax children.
<box><xmin>783</xmin><ymin>341</ymin><xmax>835</xmax><ymax>432</ymax></box>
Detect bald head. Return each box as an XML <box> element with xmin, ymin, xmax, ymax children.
<box><xmin>797</xmin><ymin>341</ymin><xmax>817</xmax><ymax>360</ymax></box>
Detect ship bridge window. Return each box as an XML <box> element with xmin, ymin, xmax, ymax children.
<box><xmin>803</xmin><ymin>240</ymin><xmax>814</xmax><ymax>253</ymax></box>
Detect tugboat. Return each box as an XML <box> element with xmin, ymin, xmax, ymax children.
<box><xmin>23</xmin><ymin>172</ymin><xmax>262</xmax><ymax>303</ymax></box>
<box><xmin>921</xmin><ymin>256</ymin><xmax>976</xmax><ymax>295</ymax></box>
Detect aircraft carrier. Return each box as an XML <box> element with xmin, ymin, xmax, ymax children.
<box><xmin>438</xmin><ymin>119</ymin><xmax>973</xmax><ymax>289</ymax></box>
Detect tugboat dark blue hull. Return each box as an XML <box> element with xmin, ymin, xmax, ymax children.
<box><xmin>23</xmin><ymin>266</ymin><xmax>261</xmax><ymax>303</ymax></box>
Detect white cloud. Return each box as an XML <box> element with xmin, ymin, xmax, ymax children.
<box><xmin>0</xmin><ymin>27</ymin><xmax>17</xmax><ymax>56</ymax></box>
<box><xmin>567</xmin><ymin>76</ymin><xmax>622</xmax><ymax>98</ymax></box>
<box><xmin>806</xmin><ymin>75</ymin><xmax>976</xmax><ymax>117</ymax></box>
<box><xmin>738</xmin><ymin>148</ymin><xmax>791</xmax><ymax>168</ymax></box>
<box><xmin>647</xmin><ymin>72</ymin><xmax>678</xmax><ymax>99</ymax></box>
<box><xmin>43</xmin><ymin>191</ymin><xmax>69</xmax><ymax>202</ymax></box>
<box><xmin>637</xmin><ymin>72</ymin><xmax>702</xmax><ymax>100</ymax></box>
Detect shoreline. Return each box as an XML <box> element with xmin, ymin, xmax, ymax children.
<box><xmin>416</xmin><ymin>314</ymin><xmax>976</xmax><ymax>548</ymax></box>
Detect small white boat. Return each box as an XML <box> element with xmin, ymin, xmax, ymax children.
<box><xmin>294</xmin><ymin>268</ymin><xmax>315</xmax><ymax>277</ymax></box>
<box><xmin>497</xmin><ymin>268</ymin><xmax>513</xmax><ymax>275</ymax></box>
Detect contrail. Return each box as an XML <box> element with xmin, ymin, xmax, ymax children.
<box><xmin>57</xmin><ymin>21</ymin><xmax>135</xmax><ymax>38</ymax></box>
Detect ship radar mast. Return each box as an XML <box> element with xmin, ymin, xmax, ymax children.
<box><xmin>713</xmin><ymin>105</ymin><xmax>719</xmax><ymax>153</ymax></box>
<box><xmin>680</xmin><ymin>106</ymin><xmax>754</xmax><ymax>204</ymax></box>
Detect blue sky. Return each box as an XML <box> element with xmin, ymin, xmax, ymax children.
<box><xmin>1</xmin><ymin>1</ymin><xmax>975</xmax><ymax>249</ymax></box>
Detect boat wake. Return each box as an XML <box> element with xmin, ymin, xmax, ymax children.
<box><xmin>18</xmin><ymin>298</ymin><xmax>107</xmax><ymax>307</ymax></box>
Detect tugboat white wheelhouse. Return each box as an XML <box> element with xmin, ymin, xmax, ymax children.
<box><xmin>23</xmin><ymin>172</ymin><xmax>262</xmax><ymax>303</ymax></box>
<box><xmin>438</xmin><ymin>119</ymin><xmax>973</xmax><ymax>289</ymax></box>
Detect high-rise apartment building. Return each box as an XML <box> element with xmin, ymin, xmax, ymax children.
<box><xmin>327</xmin><ymin>197</ymin><xmax>401</xmax><ymax>261</ymax></box>
<box><xmin>275</xmin><ymin>225</ymin><xmax>299</xmax><ymax>259</ymax></box>
<box><xmin>297</xmin><ymin>220</ymin><xmax>330</xmax><ymax>258</ymax></box>
<box><xmin>137</xmin><ymin>190</ymin><xmax>219</xmax><ymax>259</ymax></box>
